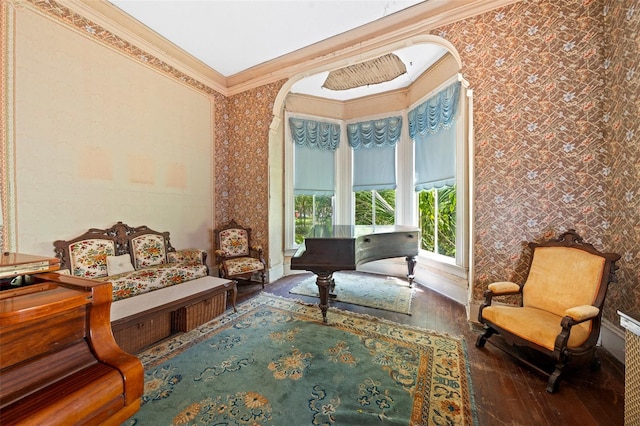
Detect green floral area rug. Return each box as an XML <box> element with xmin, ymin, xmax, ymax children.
<box><xmin>289</xmin><ymin>271</ymin><xmax>413</xmax><ymax>314</ymax></box>
<box><xmin>124</xmin><ymin>294</ymin><xmax>476</xmax><ymax>425</ymax></box>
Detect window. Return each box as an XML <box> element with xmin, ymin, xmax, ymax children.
<box><xmin>288</xmin><ymin>117</ymin><xmax>340</xmax><ymax>243</ymax></box>
<box><xmin>410</xmin><ymin>82</ymin><xmax>461</xmax><ymax>261</ymax></box>
<box><xmin>418</xmin><ymin>186</ymin><xmax>456</xmax><ymax>256</ymax></box>
<box><xmin>355</xmin><ymin>189</ymin><xmax>396</xmax><ymax>225</ymax></box>
<box><xmin>286</xmin><ymin>76</ymin><xmax>470</xmax><ymax>275</ymax></box>
<box><xmin>348</xmin><ymin>116</ymin><xmax>402</xmax><ymax>225</ymax></box>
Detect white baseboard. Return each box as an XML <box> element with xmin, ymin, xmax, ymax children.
<box><xmin>601</xmin><ymin>318</ymin><xmax>625</xmax><ymax>364</ymax></box>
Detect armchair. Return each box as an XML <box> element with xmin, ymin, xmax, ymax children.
<box><xmin>475</xmin><ymin>229</ymin><xmax>620</xmax><ymax>393</ymax></box>
<box><xmin>214</xmin><ymin>219</ymin><xmax>266</xmax><ymax>288</ymax></box>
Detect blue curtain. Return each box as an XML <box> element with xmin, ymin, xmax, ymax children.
<box><xmin>347</xmin><ymin>116</ymin><xmax>401</xmax><ymax>191</ymax></box>
<box><xmin>289</xmin><ymin>117</ymin><xmax>340</xmax><ymax>196</ymax></box>
<box><xmin>409</xmin><ymin>82</ymin><xmax>461</xmax><ymax>191</ymax></box>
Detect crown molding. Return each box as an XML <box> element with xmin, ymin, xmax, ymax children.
<box><xmin>26</xmin><ymin>0</ymin><xmax>521</xmax><ymax>97</ymax></box>
<box><xmin>225</xmin><ymin>0</ymin><xmax>522</xmax><ymax>95</ymax></box>
<box><xmin>57</xmin><ymin>0</ymin><xmax>228</xmax><ymax>95</ymax></box>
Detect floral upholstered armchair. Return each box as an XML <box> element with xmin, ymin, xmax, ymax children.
<box><xmin>475</xmin><ymin>229</ymin><xmax>620</xmax><ymax>393</ymax></box>
<box><xmin>214</xmin><ymin>219</ymin><xmax>266</xmax><ymax>288</ymax></box>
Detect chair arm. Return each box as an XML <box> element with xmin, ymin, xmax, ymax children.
<box><xmin>487</xmin><ymin>281</ymin><xmax>521</xmax><ymax>295</ymax></box>
<box><xmin>478</xmin><ymin>281</ymin><xmax>522</xmax><ymax>323</ymax></box>
<box><xmin>563</xmin><ymin>305</ymin><xmax>600</xmax><ymax>323</ymax></box>
<box><xmin>250</xmin><ymin>245</ymin><xmax>263</xmax><ymax>253</ymax></box>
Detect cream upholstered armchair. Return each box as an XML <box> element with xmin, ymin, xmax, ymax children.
<box><xmin>214</xmin><ymin>219</ymin><xmax>266</xmax><ymax>288</ymax></box>
<box><xmin>475</xmin><ymin>229</ymin><xmax>620</xmax><ymax>393</ymax></box>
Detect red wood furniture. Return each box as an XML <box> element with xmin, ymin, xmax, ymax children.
<box><xmin>0</xmin><ymin>271</ymin><xmax>143</xmax><ymax>425</ymax></box>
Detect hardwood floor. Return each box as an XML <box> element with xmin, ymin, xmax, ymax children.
<box><xmin>234</xmin><ymin>272</ymin><xmax>625</xmax><ymax>426</ymax></box>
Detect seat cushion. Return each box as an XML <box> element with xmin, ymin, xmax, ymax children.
<box><xmin>482</xmin><ymin>305</ymin><xmax>592</xmax><ymax>351</ymax></box>
<box><xmin>224</xmin><ymin>257</ymin><xmax>263</xmax><ymax>276</ymax></box>
<box><xmin>97</xmin><ymin>262</ymin><xmax>208</xmax><ymax>301</ymax></box>
<box><xmin>523</xmin><ymin>246</ymin><xmax>605</xmax><ymax>317</ymax></box>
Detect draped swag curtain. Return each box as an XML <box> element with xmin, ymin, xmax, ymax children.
<box><xmin>289</xmin><ymin>117</ymin><xmax>340</xmax><ymax>196</ymax></box>
<box><xmin>409</xmin><ymin>81</ymin><xmax>461</xmax><ymax>191</ymax></box>
<box><xmin>347</xmin><ymin>116</ymin><xmax>402</xmax><ymax>191</ymax></box>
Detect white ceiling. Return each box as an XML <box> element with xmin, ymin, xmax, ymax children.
<box><xmin>108</xmin><ymin>0</ymin><xmax>446</xmax><ymax>100</ymax></box>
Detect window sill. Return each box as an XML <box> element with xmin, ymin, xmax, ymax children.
<box><xmin>417</xmin><ymin>251</ymin><xmax>468</xmax><ymax>280</ymax></box>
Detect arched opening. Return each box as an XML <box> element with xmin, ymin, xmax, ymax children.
<box><xmin>267</xmin><ymin>35</ymin><xmax>473</xmax><ymax>310</ymax></box>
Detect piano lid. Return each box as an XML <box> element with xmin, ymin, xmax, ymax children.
<box><xmin>305</xmin><ymin>225</ymin><xmax>419</xmax><ymax>239</ymax></box>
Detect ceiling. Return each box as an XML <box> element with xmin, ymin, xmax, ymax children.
<box><xmin>108</xmin><ymin>0</ymin><xmax>447</xmax><ymax>100</ymax></box>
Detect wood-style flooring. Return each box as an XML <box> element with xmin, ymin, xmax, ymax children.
<box><xmin>234</xmin><ymin>272</ymin><xmax>625</xmax><ymax>426</ymax></box>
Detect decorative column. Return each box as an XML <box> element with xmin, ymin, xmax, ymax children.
<box><xmin>619</xmin><ymin>311</ymin><xmax>640</xmax><ymax>426</ymax></box>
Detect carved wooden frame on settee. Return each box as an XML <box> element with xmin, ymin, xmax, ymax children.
<box><xmin>53</xmin><ymin>221</ymin><xmax>208</xmax><ymax>275</ymax></box>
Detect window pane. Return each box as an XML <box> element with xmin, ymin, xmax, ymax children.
<box><xmin>417</xmin><ymin>186</ymin><xmax>456</xmax><ymax>258</ymax></box>
<box><xmin>354</xmin><ymin>190</ymin><xmax>396</xmax><ymax>226</ymax></box>
<box><xmin>295</xmin><ymin>195</ymin><xmax>333</xmax><ymax>243</ymax></box>
<box><xmin>437</xmin><ymin>186</ymin><xmax>456</xmax><ymax>257</ymax></box>
<box><xmin>418</xmin><ymin>190</ymin><xmax>435</xmax><ymax>252</ymax></box>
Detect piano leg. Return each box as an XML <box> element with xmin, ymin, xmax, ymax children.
<box><xmin>406</xmin><ymin>255</ymin><xmax>417</xmax><ymax>287</ymax></box>
<box><xmin>315</xmin><ymin>272</ymin><xmax>333</xmax><ymax>323</ymax></box>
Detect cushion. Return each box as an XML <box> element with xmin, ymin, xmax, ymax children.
<box><xmin>481</xmin><ymin>305</ymin><xmax>592</xmax><ymax>351</ymax></box>
<box><xmin>488</xmin><ymin>281</ymin><xmax>520</xmax><ymax>294</ymax></box>
<box><xmin>106</xmin><ymin>254</ymin><xmax>135</xmax><ymax>276</ymax></box>
<box><xmin>167</xmin><ymin>249</ymin><xmax>204</xmax><ymax>264</ymax></box>
<box><xmin>68</xmin><ymin>238</ymin><xmax>116</xmax><ymax>278</ymax></box>
<box><xmin>130</xmin><ymin>234</ymin><xmax>167</xmax><ymax>269</ymax></box>
<box><xmin>523</xmin><ymin>246</ymin><xmax>606</xmax><ymax>317</ymax></box>
<box><xmin>219</xmin><ymin>228</ymin><xmax>249</xmax><ymax>257</ymax></box>
<box><xmin>223</xmin><ymin>257</ymin><xmax>264</xmax><ymax>276</ymax></box>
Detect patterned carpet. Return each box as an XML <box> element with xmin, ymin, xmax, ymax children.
<box><xmin>124</xmin><ymin>294</ymin><xmax>477</xmax><ymax>425</ymax></box>
<box><xmin>289</xmin><ymin>271</ymin><xmax>414</xmax><ymax>314</ymax></box>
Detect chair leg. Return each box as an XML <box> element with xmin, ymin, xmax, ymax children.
<box><xmin>547</xmin><ymin>362</ymin><xmax>565</xmax><ymax>393</ymax></box>
<box><xmin>476</xmin><ymin>327</ymin><xmax>495</xmax><ymax>348</ymax></box>
<box><xmin>260</xmin><ymin>271</ymin><xmax>265</xmax><ymax>289</ymax></box>
<box><xmin>591</xmin><ymin>354</ymin><xmax>602</xmax><ymax>371</ymax></box>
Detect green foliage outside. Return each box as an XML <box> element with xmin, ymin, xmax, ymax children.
<box><xmin>294</xmin><ymin>195</ymin><xmax>332</xmax><ymax>243</ymax></box>
<box><xmin>418</xmin><ymin>186</ymin><xmax>456</xmax><ymax>257</ymax></box>
<box><xmin>295</xmin><ymin>187</ymin><xmax>456</xmax><ymax>259</ymax></box>
<box><xmin>354</xmin><ymin>189</ymin><xmax>395</xmax><ymax>225</ymax></box>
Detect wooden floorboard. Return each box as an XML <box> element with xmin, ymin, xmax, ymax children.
<box><xmin>234</xmin><ymin>271</ymin><xmax>625</xmax><ymax>426</ymax></box>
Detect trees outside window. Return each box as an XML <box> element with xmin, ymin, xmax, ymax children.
<box><xmin>294</xmin><ymin>195</ymin><xmax>333</xmax><ymax>243</ymax></box>
<box><xmin>418</xmin><ymin>185</ymin><xmax>456</xmax><ymax>257</ymax></box>
<box><xmin>354</xmin><ymin>189</ymin><xmax>396</xmax><ymax>226</ymax></box>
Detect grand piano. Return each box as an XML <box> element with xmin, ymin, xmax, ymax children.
<box><xmin>291</xmin><ymin>225</ymin><xmax>420</xmax><ymax>322</ymax></box>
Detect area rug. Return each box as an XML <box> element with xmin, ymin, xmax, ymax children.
<box><xmin>289</xmin><ymin>271</ymin><xmax>413</xmax><ymax>314</ymax></box>
<box><xmin>124</xmin><ymin>294</ymin><xmax>477</xmax><ymax>425</ymax></box>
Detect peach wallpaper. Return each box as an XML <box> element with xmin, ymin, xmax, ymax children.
<box><xmin>6</xmin><ymin>2</ymin><xmax>215</xmax><ymax>261</ymax></box>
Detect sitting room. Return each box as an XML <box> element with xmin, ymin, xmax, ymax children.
<box><xmin>1</xmin><ymin>0</ymin><xmax>637</xmax><ymax>424</ymax></box>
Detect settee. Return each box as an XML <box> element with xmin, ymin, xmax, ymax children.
<box><xmin>54</xmin><ymin>221</ymin><xmax>236</xmax><ymax>353</ymax></box>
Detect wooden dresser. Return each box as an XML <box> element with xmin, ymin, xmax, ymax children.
<box><xmin>0</xmin><ymin>260</ymin><xmax>143</xmax><ymax>425</ymax></box>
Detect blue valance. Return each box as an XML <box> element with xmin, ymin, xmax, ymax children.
<box><xmin>408</xmin><ymin>81</ymin><xmax>461</xmax><ymax>139</ymax></box>
<box><xmin>346</xmin><ymin>116</ymin><xmax>402</xmax><ymax>150</ymax></box>
<box><xmin>289</xmin><ymin>117</ymin><xmax>340</xmax><ymax>151</ymax></box>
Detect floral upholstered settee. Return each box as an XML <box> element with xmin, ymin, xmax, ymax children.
<box><xmin>53</xmin><ymin>222</ymin><xmax>208</xmax><ymax>302</ymax></box>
